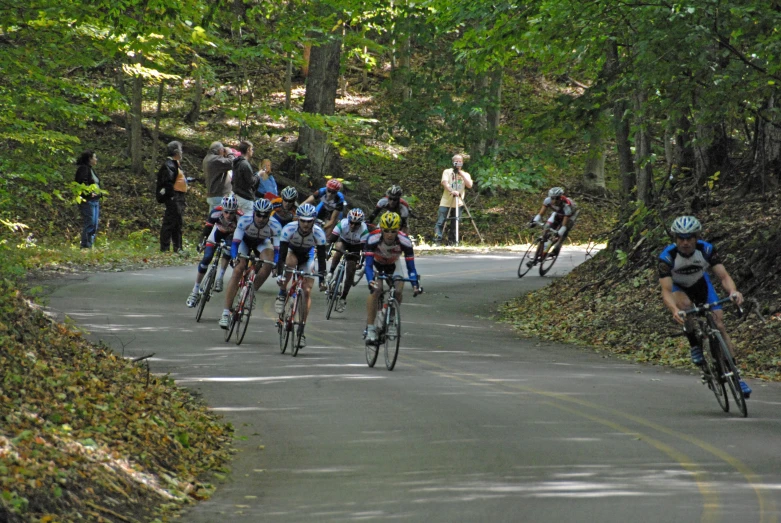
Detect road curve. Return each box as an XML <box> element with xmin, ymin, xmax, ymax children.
<box><xmin>47</xmin><ymin>248</ymin><xmax>781</xmax><ymax>523</ymax></box>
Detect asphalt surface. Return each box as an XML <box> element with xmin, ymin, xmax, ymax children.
<box><xmin>46</xmin><ymin>248</ymin><xmax>781</xmax><ymax>523</ymax></box>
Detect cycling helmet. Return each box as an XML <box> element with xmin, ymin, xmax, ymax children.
<box><xmin>281</xmin><ymin>186</ymin><xmax>298</xmax><ymax>202</ymax></box>
<box><xmin>548</xmin><ymin>187</ymin><xmax>564</xmax><ymax>198</ymax></box>
<box><xmin>347</xmin><ymin>208</ymin><xmax>365</xmax><ymax>224</ymax></box>
<box><xmin>326</xmin><ymin>178</ymin><xmax>343</xmax><ymax>192</ymax></box>
<box><xmin>387</xmin><ymin>185</ymin><xmax>403</xmax><ymax>198</ymax></box>
<box><xmin>379</xmin><ymin>212</ymin><xmax>401</xmax><ymax>231</ymax></box>
<box><xmin>253</xmin><ymin>198</ymin><xmax>273</xmax><ymax>215</ymax></box>
<box><xmin>221</xmin><ymin>195</ymin><xmax>239</xmax><ymax>212</ymax></box>
<box><xmin>296</xmin><ymin>203</ymin><xmax>317</xmax><ymax>221</ymax></box>
<box><xmin>670</xmin><ymin>216</ymin><xmax>702</xmax><ymax>236</ymax></box>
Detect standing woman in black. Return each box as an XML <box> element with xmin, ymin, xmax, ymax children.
<box><xmin>74</xmin><ymin>150</ymin><xmax>101</xmax><ymax>248</ymax></box>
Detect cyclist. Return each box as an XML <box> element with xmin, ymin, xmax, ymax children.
<box><xmin>275</xmin><ymin>203</ymin><xmax>328</xmax><ymax>347</ymax></box>
<box><xmin>531</xmin><ymin>187</ymin><xmax>579</xmax><ymax>255</ymax></box>
<box><xmin>303</xmin><ymin>178</ymin><xmax>346</xmax><ymax>237</ymax></box>
<box><xmin>363</xmin><ymin>212</ymin><xmax>420</xmax><ymax>343</ymax></box>
<box><xmin>219</xmin><ymin>198</ymin><xmax>281</xmax><ymax>328</ymax></box>
<box><xmin>658</xmin><ymin>215</ymin><xmax>751</xmax><ymax>398</ymax></box>
<box><xmin>271</xmin><ymin>186</ymin><xmax>299</xmax><ymax>228</ymax></box>
<box><xmin>368</xmin><ymin>185</ymin><xmax>411</xmax><ymax>234</ymax></box>
<box><xmin>186</xmin><ymin>195</ymin><xmax>241</xmax><ymax>308</ymax></box>
<box><xmin>326</xmin><ymin>208</ymin><xmax>370</xmax><ymax>313</ymax></box>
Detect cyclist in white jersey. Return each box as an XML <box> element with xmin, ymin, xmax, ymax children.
<box><xmin>219</xmin><ymin>199</ymin><xmax>282</xmax><ymax>328</ymax></box>
<box><xmin>326</xmin><ymin>208</ymin><xmax>370</xmax><ymax>313</ymax></box>
<box><xmin>274</xmin><ymin>203</ymin><xmax>328</xmax><ymax>347</ymax></box>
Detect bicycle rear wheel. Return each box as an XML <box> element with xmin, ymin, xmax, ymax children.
<box><xmin>714</xmin><ymin>332</ymin><xmax>748</xmax><ymax>417</ymax></box>
<box><xmin>539</xmin><ymin>241</ymin><xmax>559</xmax><ymax>276</ymax></box>
<box><xmin>195</xmin><ymin>264</ymin><xmax>216</xmax><ymax>322</ymax></box>
<box><xmin>384</xmin><ymin>301</ymin><xmax>401</xmax><ymax>371</ymax></box>
<box><xmin>279</xmin><ymin>294</ymin><xmax>294</xmax><ymax>354</ymax></box>
<box><xmin>702</xmin><ymin>336</ymin><xmax>729</xmax><ymax>412</ymax></box>
<box><xmin>236</xmin><ymin>284</ymin><xmax>254</xmax><ymax>346</ymax></box>
<box><xmin>325</xmin><ymin>265</ymin><xmax>343</xmax><ymax>320</ymax></box>
<box><xmin>517</xmin><ymin>241</ymin><xmax>538</xmax><ymax>278</ymax></box>
<box><xmin>292</xmin><ymin>295</ymin><xmax>305</xmax><ymax>357</ymax></box>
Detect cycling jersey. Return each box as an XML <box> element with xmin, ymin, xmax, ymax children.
<box><xmin>364</xmin><ymin>230</ymin><xmax>418</xmax><ymax>285</ymax></box>
<box><xmin>543</xmin><ymin>196</ymin><xmax>577</xmax><ymax>217</ymax></box>
<box><xmin>311</xmin><ymin>188</ymin><xmax>346</xmax><ymax>215</ymax></box>
<box><xmin>231</xmin><ymin>215</ymin><xmax>282</xmax><ymax>259</ymax></box>
<box><xmin>204</xmin><ymin>206</ymin><xmax>242</xmax><ymax>237</ymax></box>
<box><xmin>271</xmin><ymin>197</ymin><xmax>297</xmax><ymax>227</ymax></box>
<box><xmin>276</xmin><ymin>222</ymin><xmax>328</xmax><ymax>278</ymax></box>
<box><xmin>368</xmin><ymin>197</ymin><xmax>410</xmax><ymax>227</ymax></box>
<box><xmin>658</xmin><ymin>240</ymin><xmax>723</xmax><ymax>305</ymax></box>
<box><xmin>330</xmin><ymin>218</ymin><xmax>369</xmax><ymax>245</ymax></box>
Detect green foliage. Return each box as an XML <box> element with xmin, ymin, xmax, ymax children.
<box><xmin>474</xmin><ymin>158</ymin><xmax>546</xmax><ymax>192</ymax></box>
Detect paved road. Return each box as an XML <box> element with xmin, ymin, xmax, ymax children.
<box><xmin>47</xmin><ymin>249</ymin><xmax>781</xmax><ymax>523</ymax></box>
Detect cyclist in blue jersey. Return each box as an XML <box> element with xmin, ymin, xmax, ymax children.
<box><xmin>303</xmin><ymin>178</ymin><xmax>346</xmax><ymax>237</ymax></box>
<box><xmin>186</xmin><ymin>195</ymin><xmax>241</xmax><ymax>308</ymax></box>
<box><xmin>274</xmin><ymin>203</ymin><xmax>328</xmax><ymax>347</ymax></box>
<box><xmin>363</xmin><ymin>212</ymin><xmax>420</xmax><ymax>343</ymax></box>
<box><xmin>219</xmin><ymin>199</ymin><xmax>282</xmax><ymax>328</ymax></box>
<box><xmin>658</xmin><ymin>215</ymin><xmax>751</xmax><ymax>397</ymax></box>
<box><xmin>326</xmin><ymin>208</ymin><xmax>370</xmax><ymax>313</ymax></box>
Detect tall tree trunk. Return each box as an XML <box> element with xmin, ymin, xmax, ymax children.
<box><xmin>467</xmin><ymin>72</ymin><xmax>490</xmax><ymax>165</ymax></box>
<box><xmin>674</xmin><ymin>115</ymin><xmax>695</xmax><ymax>179</ymax></box>
<box><xmin>294</xmin><ymin>36</ymin><xmax>343</xmax><ymax>180</ymax></box>
<box><xmin>130</xmin><ymin>58</ymin><xmax>144</xmax><ymax>175</ymax></box>
<box><xmin>150</xmin><ymin>81</ymin><xmax>165</xmax><ymax>175</ymax></box>
<box><xmin>485</xmin><ymin>68</ymin><xmax>502</xmax><ymax>160</ymax></box>
<box><xmin>582</xmin><ymin>122</ymin><xmax>607</xmax><ymax>191</ymax></box>
<box><xmin>302</xmin><ymin>44</ymin><xmax>311</xmax><ymax>77</ymax></box>
<box><xmin>634</xmin><ymin>90</ymin><xmax>653</xmax><ymax>204</ymax></box>
<box><xmin>285</xmin><ymin>53</ymin><xmax>293</xmax><ymax>109</ymax></box>
<box><xmin>606</xmin><ymin>41</ymin><xmax>634</xmax><ymax>199</ymax></box>
<box><xmin>184</xmin><ymin>69</ymin><xmax>202</xmax><ymax>124</ymax></box>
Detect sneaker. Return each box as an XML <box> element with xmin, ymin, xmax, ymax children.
<box><xmin>740</xmin><ymin>380</ymin><xmax>752</xmax><ymax>399</ymax></box>
<box><xmin>214</xmin><ymin>278</ymin><xmax>224</xmax><ymax>293</ymax></box>
<box><xmin>690</xmin><ymin>346</ymin><xmax>704</xmax><ymax>366</ymax></box>
<box><xmin>365</xmin><ymin>325</ymin><xmax>377</xmax><ymax>343</ymax></box>
<box><xmin>335</xmin><ymin>298</ymin><xmax>347</xmax><ymax>313</ymax></box>
<box><xmin>219</xmin><ymin>313</ymin><xmax>230</xmax><ymax>330</ymax></box>
<box><xmin>298</xmin><ymin>334</ymin><xmax>306</xmax><ymax>348</ymax></box>
<box><xmin>186</xmin><ymin>292</ymin><xmax>198</xmax><ymax>308</ymax></box>
<box><xmin>275</xmin><ymin>295</ymin><xmax>286</xmax><ymax>315</ymax></box>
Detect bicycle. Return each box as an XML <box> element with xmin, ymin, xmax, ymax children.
<box><xmin>517</xmin><ymin>222</ymin><xmax>561</xmax><ymax>278</ymax></box>
<box><xmin>225</xmin><ymin>254</ymin><xmax>275</xmax><ymax>345</ymax></box>
<box><xmin>680</xmin><ymin>297</ymin><xmax>748</xmax><ymax>417</ymax></box>
<box><xmin>352</xmin><ymin>251</ymin><xmax>367</xmax><ymax>286</ymax></box>
<box><xmin>278</xmin><ymin>268</ymin><xmax>318</xmax><ymax>357</ymax></box>
<box><xmin>195</xmin><ymin>240</ymin><xmax>228</xmax><ymax>322</ymax></box>
<box><xmin>325</xmin><ymin>248</ymin><xmax>360</xmax><ymax>320</ymax></box>
<box><xmin>365</xmin><ymin>274</ymin><xmax>423</xmax><ymax>371</ymax></box>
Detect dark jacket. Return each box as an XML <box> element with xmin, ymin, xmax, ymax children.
<box><xmin>156</xmin><ymin>157</ymin><xmax>179</xmax><ymax>203</ymax></box>
<box><xmin>75</xmin><ymin>164</ymin><xmax>101</xmax><ymax>202</ymax></box>
<box><xmin>231</xmin><ymin>156</ymin><xmax>259</xmax><ymax>200</ymax></box>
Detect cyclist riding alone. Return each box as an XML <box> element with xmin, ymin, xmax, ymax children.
<box><xmin>275</xmin><ymin>203</ymin><xmax>329</xmax><ymax>347</ymax></box>
<box><xmin>303</xmin><ymin>178</ymin><xmax>346</xmax><ymax>237</ymax></box>
<box><xmin>326</xmin><ymin>208</ymin><xmax>370</xmax><ymax>313</ymax></box>
<box><xmin>363</xmin><ymin>212</ymin><xmax>420</xmax><ymax>343</ymax></box>
<box><xmin>271</xmin><ymin>186</ymin><xmax>299</xmax><ymax>228</ymax></box>
<box><xmin>219</xmin><ymin>198</ymin><xmax>282</xmax><ymax>329</ymax></box>
<box><xmin>658</xmin><ymin>215</ymin><xmax>751</xmax><ymax>398</ymax></box>
<box><xmin>531</xmin><ymin>187</ymin><xmax>579</xmax><ymax>255</ymax></box>
<box><xmin>186</xmin><ymin>195</ymin><xmax>242</xmax><ymax>308</ymax></box>
<box><xmin>368</xmin><ymin>185</ymin><xmax>411</xmax><ymax>234</ymax></box>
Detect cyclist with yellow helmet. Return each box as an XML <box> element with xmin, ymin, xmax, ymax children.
<box><xmin>363</xmin><ymin>212</ymin><xmax>420</xmax><ymax>343</ymax></box>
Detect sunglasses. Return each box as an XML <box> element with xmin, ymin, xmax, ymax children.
<box><xmin>223</xmin><ymin>210</ymin><xmax>236</xmax><ymax>215</ymax></box>
<box><xmin>381</xmin><ymin>228</ymin><xmax>399</xmax><ymax>233</ymax></box>
<box><xmin>676</xmin><ymin>234</ymin><xmax>695</xmax><ymax>240</ymax></box>
<box><xmin>388</xmin><ymin>197</ymin><xmax>400</xmax><ymax>202</ymax></box>
<box><xmin>326</xmin><ymin>189</ymin><xmax>337</xmax><ymax>195</ymax></box>
<box><xmin>299</xmin><ymin>218</ymin><xmax>314</xmax><ymax>224</ymax></box>
<box><xmin>255</xmin><ymin>212</ymin><xmax>270</xmax><ymax>218</ymax></box>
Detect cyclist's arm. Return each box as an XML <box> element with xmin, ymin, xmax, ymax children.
<box><xmin>368</xmin><ymin>205</ymin><xmax>382</xmax><ymax>224</ymax></box>
<box><xmin>533</xmin><ymin>204</ymin><xmax>547</xmax><ymax>223</ymax></box>
<box><xmin>276</xmin><ymin>241</ymin><xmax>290</xmax><ymax>275</ymax></box>
<box><xmin>711</xmin><ymin>264</ymin><xmax>743</xmax><ymax>305</ymax></box>
<box><xmin>315</xmin><ymin>244</ymin><xmax>328</xmax><ymax>284</ymax></box>
<box><xmin>303</xmin><ymin>194</ymin><xmax>317</xmax><ymax>205</ymax></box>
<box><xmin>364</xmin><ymin>253</ymin><xmax>375</xmax><ymax>284</ymax></box>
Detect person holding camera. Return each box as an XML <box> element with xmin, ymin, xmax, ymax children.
<box><xmin>203</xmin><ymin>141</ymin><xmax>237</xmax><ymax>214</ymax></box>
<box><xmin>433</xmin><ymin>154</ymin><xmax>472</xmax><ymax>245</ymax></box>
<box><xmin>231</xmin><ymin>140</ymin><xmax>258</xmax><ymax>215</ymax></box>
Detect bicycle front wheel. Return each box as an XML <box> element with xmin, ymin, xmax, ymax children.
<box><xmin>384</xmin><ymin>301</ymin><xmax>401</xmax><ymax>371</ymax></box>
<box><xmin>195</xmin><ymin>264</ymin><xmax>216</xmax><ymax>322</ymax></box>
<box><xmin>279</xmin><ymin>295</ymin><xmax>294</xmax><ymax>354</ymax></box>
<box><xmin>325</xmin><ymin>266</ymin><xmax>343</xmax><ymax>320</ymax></box>
<box><xmin>292</xmin><ymin>294</ymin><xmax>305</xmax><ymax>357</ymax></box>
<box><xmin>236</xmin><ymin>284</ymin><xmax>254</xmax><ymax>346</ymax></box>
<box><xmin>539</xmin><ymin>242</ymin><xmax>559</xmax><ymax>276</ymax></box>
<box><xmin>517</xmin><ymin>241</ymin><xmax>538</xmax><ymax>278</ymax></box>
<box><xmin>714</xmin><ymin>331</ymin><xmax>747</xmax><ymax>417</ymax></box>
<box><xmin>702</xmin><ymin>335</ymin><xmax>729</xmax><ymax>412</ymax></box>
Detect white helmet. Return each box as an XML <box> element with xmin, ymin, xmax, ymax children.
<box><xmin>253</xmin><ymin>198</ymin><xmax>273</xmax><ymax>215</ymax></box>
<box><xmin>221</xmin><ymin>195</ymin><xmax>239</xmax><ymax>212</ymax></box>
<box><xmin>670</xmin><ymin>216</ymin><xmax>702</xmax><ymax>236</ymax></box>
<box><xmin>548</xmin><ymin>187</ymin><xmax>564</xmax><ymax>198</ymax></box>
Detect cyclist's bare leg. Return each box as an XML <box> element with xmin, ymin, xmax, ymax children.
<box><xmin>224</xmin><ymin>258</ymin><xmax>247</xmax><ymax>308</ymax></box>
<box><xmin>673</xmin><ymin>291</ymin><xmax>700</xmax><ymax>348</ymax></box>
<box><xmin>280</xmin><ymin>252</ymin><xmax>298</xmax><ymax>290</ymax></box>
<box><xmin>342</xmin><ymin>258</ymin><xmax>356</xmax><ymax>299</ymax></box>
<box><xmin>329</xmin><ymin>241</ymin><xmax>344</xmax><ymax>274</ymax></box>
<box><xmin>302</xmin><ymin>277</ymin><xmax>314</xmax><ymax>324</ymax></box>
<box><xmin>253</xmin><ymin>250</ymin><xmax>275</xmax><ymax>290</ymax></box>
<box><xmin>712</xmin><ymin>309</ymin><xmax>737</xmax><ymax>357</ymax></box>
<box><xmin>365</xmin><ymin>279</ymin><xmax>384</xmax><ymax>326</ymax></box>
<box><xmin>394</xmin><ymin>280</ymin><xmax>404</xmax><ymax>304</ymax></box>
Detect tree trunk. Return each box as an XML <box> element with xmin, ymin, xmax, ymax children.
<box><xmin>634</xmin><ymin>90</ymin><xmax>653</xmax><ymax>204</ymax></box>
<box><xmin>184</xmin><ymin>69</ymin><xmax>202</xmax><ymax>124</ymax></box>
<box><xmin>606</xmin><ymin>41</ymin><xmax>634</xmax><ymax>199</ymax></box>
<box><xmin>674</xmin><ymin>115</ymin><xmax>695</xmax><ymax>179</ymax></box>
<box><xmin>582</xmin><ymin>123</ymin><xmax>607</xmax><ymax>191</ymax></box>
<box><xmin>294</xmin><ymin>36</ymin><xmax>343</xmax><ymax>180</ymax></box>
<box><xmin>485</xmin><ymin>68</ymin><xmax>502</xmax><ymax>160</ymax></box>
<box><xmin>130</xmin><ymin>60</ymin><xmax>144</xmax><ymax>175</ymax></box>
<box><xmin>467</xmin><ymin>72</ymin><xmax>490</xmax><ymax>165</ymax></box>
<box><xmin>302</xmin><ymin>44</ymin><xmax>311</xmax><ymax>77</ymax></box>
<box><xmin>150</xmin><ymin>81</ymin><xmax>165</xmax><ymax>175</ymax></box>
<box><xmin>285</xmin><ymin>53</ymin><xmax>292</xmax><ymax>109</ymax></box>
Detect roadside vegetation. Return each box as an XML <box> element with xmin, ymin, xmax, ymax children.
<box><xmin>3</xmin><ymin>0</ymin><xmax>781</xmax><ymax>520</ymax></box>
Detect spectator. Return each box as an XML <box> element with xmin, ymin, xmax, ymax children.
<box><xmin>74</xmin><ymin>150</ymin><xmax>101</xmax><ymax>249</ymax></box>
<box><xmin>203</xmin><ymin>141</ymin><xmax>236</xmax><ymax>213</ymax></box>
<box><xmin>231</xmin><ymin>140</ymin><xmax>258</xmax><ymax>215</ymax></box>
<box><xmin>255</xmin><ymin>158</ymin><xmax>278</xmax><ymax>199</ymax></box>
<box><xmin>157</xmin><ymin>141</ymin><xmax>187</xmax><ymax>252</ymax></box>
<box><xmin>433</xmin><ymin>154</ymin><xmax>472</xmax><ymax>245</ymax></box>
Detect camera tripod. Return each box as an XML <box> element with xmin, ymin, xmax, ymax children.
<box><xmin>441</xmin><ymin>195</ymin><xmax>484</xmax><ymax>246</ymax></box>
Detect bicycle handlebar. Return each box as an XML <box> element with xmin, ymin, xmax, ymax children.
<box><xmin>283</xmin><ymin>268</ymin><xmax>321</xmax><ymax>279</ymax></box>
<box><xmin>370</xmin><ymin>274</ymin><xmax>423</xmax><ymax>296</ymax></box>
<box><xmin>679</xmin><ymin>296</ymin><xmax>741</xmax><ymax>317</ymax></box>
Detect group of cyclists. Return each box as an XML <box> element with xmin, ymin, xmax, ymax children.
<box><xmin>185</xmin><ymin>179</ymin><xmax>420</xmax><ymax>349</ymax></box>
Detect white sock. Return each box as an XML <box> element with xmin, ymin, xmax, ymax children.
<box><xmin>223</xmin><ymin>308</ymin><xmax>230</xmax><ymax>316</ymax></box>
<box><xmin>217</xmin><ymin>267</ymin><xmax>226</xmax><ymax>279</ymax></box>
<box><xmin>193</xmin><ymin>283</ymin><xmax>199</xmax><ymax>293</ymax></box>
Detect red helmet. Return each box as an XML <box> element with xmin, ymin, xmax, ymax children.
<box><xmin>326</xmin><ymin>178</ymin><xmax>342</xmax><ymax>192</ymax></box>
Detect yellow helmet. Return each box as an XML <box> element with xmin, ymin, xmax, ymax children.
<box><xmin>379</xmin><ymin>211</ymin><xmax>401</xmax><ymax>231</ymax></box>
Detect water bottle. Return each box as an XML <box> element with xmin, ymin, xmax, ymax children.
<box><xmin>375</xmin><ymin>304</ymin><xmax>386</xmax><ymax>330</ymax></box>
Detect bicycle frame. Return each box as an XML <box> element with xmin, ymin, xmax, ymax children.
<box><xmin>366</xmin><ymin>273</ymin><xmax>422</xmax><ymax>370</ymax></box>
<box><xmin>278</xmin><ymin>268</ymin><xmax>319</xmax><ymax>356</ymax></box>
<box><xmin>195</xmin><ymin>240</ymin><xmax>227</xmax><ymax>322</ymax></box>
